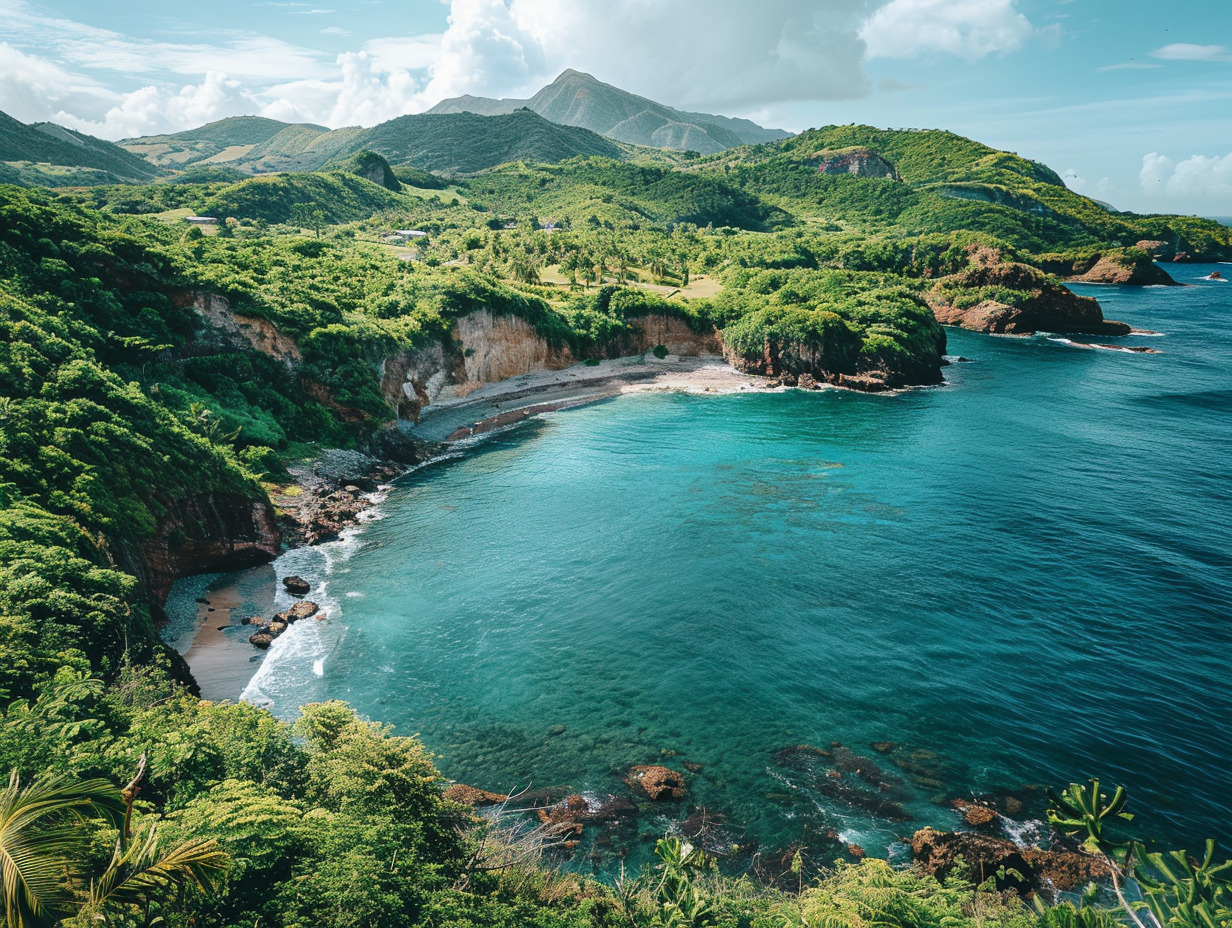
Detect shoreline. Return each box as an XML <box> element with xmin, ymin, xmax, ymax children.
<box><xmin>174</xmin><ymin>354</ymin><xmax>781</xmax><ymax>698</ymax></box>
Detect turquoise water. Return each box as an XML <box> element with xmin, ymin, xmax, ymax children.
<box><xmin>223</xmin><ymin>269</ymin><xmax>1230</xmax><ymax>868</ymax></box>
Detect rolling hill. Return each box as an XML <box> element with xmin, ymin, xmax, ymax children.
<box><xmin>0</xmin><ymin>109</ymin><xmax>161</xmax><ymax>182</ymax></box>
<box><xmin>117</xmin><ymin>108</ymin><xmax>627</xmax><ymax>176</ymax></box>
<box><xmin>427</xmin><ymin>69</ymin><xmax>790</xmax><ymax>153</ymax></box>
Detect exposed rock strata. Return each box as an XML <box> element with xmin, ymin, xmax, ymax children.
<box><xmin>137</xmin><ymin>491</ymin><xmax>281</xmax><ymax>606</ymax></box>
<box><xmin>812</xmin><ymin>147</ymin><xmax>897</xmax><ymax>179</ymax></box>
<box><xmin>189</xmin><ymin>292</ymin><xmax>301</xmax><ymax>365</ymax></box>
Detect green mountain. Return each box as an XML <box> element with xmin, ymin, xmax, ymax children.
<box><xmin>0</xmin><ymin>109</ymin><xmax>161</xmax><ymax>182</ymax></box>
<box><xmin>427</xmin><ymin>69</ymin><xmax>791</xmax><ymax>153</ymax></box>
<box><xmin>708</xmin><ymin>124</ymin><xmax>1232</xmax><ymax>259</ymax></box>
<box><xmin>118</xmin><ymin>108</ymin><xmax>626</xmax><ymax>176</ymax></box>
<box><xmin>120</xmin><ymin>115</ymin><xmax>301</xmax><ymax>168</ymax></box>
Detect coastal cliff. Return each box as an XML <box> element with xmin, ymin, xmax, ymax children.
<box><xmin>136</xmin><ymin>491</ymin><xmax>281</xmax><ymax>606</ymax></box>
<box><xmin>928</xmin><ymin>258</ymin><xmax>1132</xmax><ymax>335</ymax></box>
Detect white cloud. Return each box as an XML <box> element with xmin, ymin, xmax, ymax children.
<box><xmin>1096</xmin><ymin>61</ymin><xmax>1162</xmax><ymax>73</ymax></box>
<box><xmin>416</xmin><ymin>0</ymin><xmax>876</xmax><ymax>109</ymax></box>
<box><xmin>1140</xmin><ymin>151</ymin><xmax>1232</xmax><ymax>201</ymax></box>
<box><xmin>1151</xmin><ymin>43</ymin><xmax>1230</xmax><ymax>62</ymax></box>
<box><xmin>0</xmin><ymin>42</ymin><xmax>117</xmax><ymax>124</ymax></box>
<box><xmin>0</xmin><ymin>0</ymin><xmax>1051</xmax><ymax>140</ymax></box>
<box><xmin>260</xmin><ymin>51</ymin><xmax>424</xmax><ymax>127</ymax></box>
<box><xmin>0</xmin><ymin>0</ymin><xmax>330</xmax><ymax>80</ymax></box>
<box><xmin>60</xmin><ymin>73</ymin><xmax>264</xmax><ymax>138</ymax></box>
<box><xmin>859</xmin><ymin>0</ymin><xmax>1032</xmax><ymax>60</ymax></box>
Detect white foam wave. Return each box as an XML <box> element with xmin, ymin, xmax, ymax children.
<box><xmin>239</xmin><ymin>483</ymin><xmax>392</xmax><ymax>709</ymax></box>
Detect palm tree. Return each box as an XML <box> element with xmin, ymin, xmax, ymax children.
<box><xmin>1</xmin><ymin>767</ymin><xmax>228</xmax><ymax>928</ymax></box>
<box><xmin>0</xmin><ymin>771</ymin><xmax>123</xmax><ymax>928</ymax></box>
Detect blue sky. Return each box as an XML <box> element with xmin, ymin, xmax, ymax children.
<box><xmin>1</xmin><ymin>0</ymin><xmax>1229</xmax><ymax>216</ymax></box>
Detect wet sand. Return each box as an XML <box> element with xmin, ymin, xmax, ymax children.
<box><xmin>175</xmin><ymin>565</ymin><xmax>277</xmax><ymax>701</ymax></box>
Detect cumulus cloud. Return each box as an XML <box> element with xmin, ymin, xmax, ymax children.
<box><xmin>1140</xmin><ymin>151</ymin><xmax>1232</xmax><ymax>201</ymax></box>
<box><xmin>0</xmin><ymin>42</ymin><xmax>117</xmax><ymax>124</ymax></box>
<box><xmin>860</xmin><ymin>0</ymin><xmax>1032</xmax><ymax>60</ymax></box>
<box><xmin>61</xmin><ymin>73</ymin><xmax>264</xmax><ymax>139</ymax></box>
<box><xmin>0</xmin><ymin>0</ymin><xmax>1045</xmax><ymax>138</ymax></box>
<box><xmin>413</xmin><ymin>0</ymin><xmax>879</xmax><ymax>109</ymax></box>
<box><xmin>262</xmin><ymin>52</ymin><xmax>423</xmax><ymax>127</ymax></box>
<box><xmin>1151</xmin><ymin>43</ymin><xmax>1230</xmax><ymax>62</ymax></box>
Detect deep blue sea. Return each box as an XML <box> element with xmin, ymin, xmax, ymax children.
<box><xmin>179</xmin><ymin>268</ymin><xmax>1231</xmax><ymax>870</ymax></box>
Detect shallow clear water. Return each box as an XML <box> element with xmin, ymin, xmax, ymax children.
<box><xmin>197</xmin><ymin>269</ymin><xmax>1231</xmax><ymax>868</ymax></box>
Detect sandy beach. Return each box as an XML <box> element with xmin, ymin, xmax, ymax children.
<box><xmin>173</xmin><ymin>565</ymin><xmax>278</xmax><ymax>701</ymax></box>
<box><xmin>410</xmin><ymin>353</ymin><xmax>778</xmax><ymax>443</ymax></box>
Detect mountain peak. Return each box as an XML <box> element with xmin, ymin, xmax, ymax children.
<box><xmin>553</xmin><ymin>69</ymin><xmax>600</xmax><ymax>83</ymax></box>
<box><xmin>429</xmin><ymin>71</ymin><xmax>789</xmax><ymax>153</ymax></box>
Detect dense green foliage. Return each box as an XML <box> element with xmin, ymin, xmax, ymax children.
<box><xmin>2</xmin><ymin>111</ymin><xmax>1230</xmax><ymax>928</ymax></box>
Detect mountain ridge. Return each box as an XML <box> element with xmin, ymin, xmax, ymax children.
<box><xmin>426</xmin><ymin>69</ymin><xmax>790</xmax><ymax>152</ymax></box>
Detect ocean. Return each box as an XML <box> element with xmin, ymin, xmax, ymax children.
<box><xmin>170</xmin><ymin>266</ymin><xmax>1231</xmax><ymax>871</ymax></box>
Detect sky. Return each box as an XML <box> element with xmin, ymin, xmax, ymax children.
<box><xmin>1</xmin><ymin>0</ymin><xmax>1230</xmax><ymax>216</ymax></box>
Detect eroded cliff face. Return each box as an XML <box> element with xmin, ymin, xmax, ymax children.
<box><xmin>191</xmin><ymin>293</ymin><xmax>302</xmax><ymax>365</ymax></box>
<box><xmin>376</xmin><ymin>311</ymin><xmax>724</xmax><ymax>419</ymax></box>
<box><xmin>624</xmin><ymin>314</ymin><xmax>721</xmax><ymax>356</ymax></box>
<box><xmin>116</xmin><ymin>491</ymin><xmax>281</xmax><ymax>611</ymax></box>
<box><xmin>455</xmin><ymin>311</ymin><xmax>576</xmax><ymax>383</ymax></box>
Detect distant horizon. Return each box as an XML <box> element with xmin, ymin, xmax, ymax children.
<box><xmin>2</xmin><ymin>0</ymin><xmax>1230</xmax><ymax>215</ymax></box>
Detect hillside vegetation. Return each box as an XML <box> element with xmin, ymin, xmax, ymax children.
<box><xmin>1</xmin><ymin>110</ymin><xmax>161</xmax><ymax>181</ymax></box>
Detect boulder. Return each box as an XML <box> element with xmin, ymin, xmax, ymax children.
<box><xmin>951</xmin><ymin>798</ymin><xmax>1000</xmax><ymax>830</ymax></box>
<box><xmin>249</xmin><ymin>633</ymin><xmax>274</xmax><ymax>649</ymax></box>
<box><xmin>275</xmin><ymin>601</ymin><xmax>319</xmax><ymax>623</ymax></box>
<box><xmin>624</xmin><ymin>765</ymin><xmax>687</xmax><ymax>801</ymax></box>
<box><xmin>283</xmin><ymin>575</ymin><xmax>311</xmax><ymax>594</ymax></box>
<box><xmin>443</xmin><ymin>784</ymin><xmax>508</xmax><ymax>806</ymax></box>
<box><xmin>268</xmin><ymin>621</ymin><xmax>288</xmax><ymax>636</ymax></box>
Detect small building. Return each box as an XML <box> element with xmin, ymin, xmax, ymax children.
<box><xmin>388</xmin><ymin>229</ymin><xmax>428</xmax><ymax>243</ymax></box>
<box><xmin>184</xmin><ymin>216</ymin><xmax>218</xmax><ymax>224</ymax></box>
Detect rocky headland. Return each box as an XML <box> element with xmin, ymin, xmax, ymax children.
<box><xmin>928</xmin><ymin>252</ymin><xmax>1132</xmax><ymax>336</ymax></box>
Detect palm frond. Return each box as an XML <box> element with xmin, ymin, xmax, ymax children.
<box><xmin>0</xmin><ymin>770</ymin><xmax>124</xmax><ymax>928</ymax></box>
<box><xmin>90</xmin><ymin>823</ymin><xmax>228</xmax><ymax>912</ymax></box>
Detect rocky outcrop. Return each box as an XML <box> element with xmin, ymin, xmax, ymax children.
<box><xmin>378</xmin><ymin>341</ymin><xmax>460</xmax><ymax>423</ymax></box>
<box><xmin>190</xmin><ymin>293</ymin><xmax>301</xmax><ymax>366</ymax></box>
<box><xmin>911</xmin><ymin>827</ymin><xmax>1112</xmax><ymax>897</ymax></box>
<box><xmin>812</xmin><ymin>147</ymin><xmax>897</xmax><ymax>179</ymax></box>
<box><xmin>136</xmin><ymin>491</ymin><xmax>281</xmax><ymax>605</ymax></box>
<box><xmin>929</xmin><ymin>260</ymin><xmax>1132</xmax><ymax>335</ymax></box>
<box><xmin>455</xmin><ymin>311</ymin><xmax>575</xmax><ymax>384</ymax></box>
<box><xmin>283</xmin><ymin>576</ymin><xmax>311</xmax><ymax>594</ymax></box>
<box><xmin>723</xmin><ymin>330</ymin><xmax>945</xmax><ymax>392</ymax></box>
<box><xmin>444</xmin><ymin>784</ymin><xmax>508</xmax><ymax>806</ymax></box>
<box><xmin>624</xmin><ymin>765</ymin><xmax>687</xmax><ymax>801</ymax></box>
<box><xmin>1071</xmin><ymin>253</ymin><xmax>1178</xmax><ymax>286</ymax></box>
